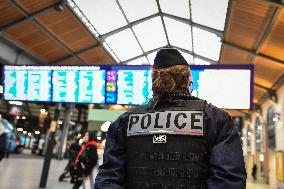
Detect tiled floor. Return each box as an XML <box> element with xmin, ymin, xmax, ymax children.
<box><xmin>0</xmin><ymin>155</ymin><xmax>71</xmax><ymax>189</ymax></box>
<box><xmin>0</xmin><ymin>154</ymin><xmax>278</xmax><ymax>189</ymax></box>
<box><xmin>247</xmin><ymin>182</ymin><xmax>277</xmax><ymax>189</ymax></box>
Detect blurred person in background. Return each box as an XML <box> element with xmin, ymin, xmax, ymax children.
<box><xmin>252</xmin><ymin>163</ymin><xmax>257</xmax><ymax>181</ymax></box>
<box><xmin>59</xmin><ymin>136</ymin><xmax>81</xmax><ymax>182</ymax></box>
<box><xmin>95</xmin><ymin>48</ymin><xmax>246</xmax><ymax>189</ymax></box>
<box><xmin>5</xmin><ymin>135</ymin><xmax>13</xmax><ymax>158</ymax></box>
<box><xmin>38</xmin><ymin>137</ymin><xmax>45</xmax><ymax>156</ymax></box>
<box><xmin>0</xmin><ymin>125</ymin><xmax>7</xmax><ymax>162</ymax></box>
<box><xmin>71</xmin><ymin>131</ymin><xmax>98</xmax><ymax>189</ymax></box>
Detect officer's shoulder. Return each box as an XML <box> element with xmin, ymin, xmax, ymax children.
<box><xmin>207</xmin><ymin>104</ymin><xmax>231</xmax><ymax>121</ymax></box>
<box><xmin>112</xmin><ymin>111</ymin><xmax>131</xmax><ymax>124</ymax></box>
<box><xmin>195</xmin><ymin>97</ymin><xmax>230</xmax><ymax>118</ymax></box>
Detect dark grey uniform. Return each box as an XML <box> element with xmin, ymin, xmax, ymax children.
<box><xmin>95</xmin><ymin>96</ymin><xmax>247</xmax><ymax>189</ymax></box>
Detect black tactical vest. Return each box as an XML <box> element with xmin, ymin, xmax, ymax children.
<box><xmin>126</xmin><ymin>99</ymin><xmax>209</xmax><ymax>189</ymax></box>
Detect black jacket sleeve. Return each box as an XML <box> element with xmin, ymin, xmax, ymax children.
<box><xmin>83</xmin><ymin>144</ymin><xmax>98</xmax><ymax>177</ymax></box>
<box><xmin>94</xmin><ymin>113</ymin><xmax>128</xmax><ymax>189</ymax></box>
<box><xmin>207</xmin><ymin>109</ymin><xmax>247</xmax><ymax>189</ymax></box>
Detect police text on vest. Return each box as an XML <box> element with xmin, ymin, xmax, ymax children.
<box><xmin>127</xmin><ymin>111</ymin><xmax>203</xmax><ymax>136</ymax></box>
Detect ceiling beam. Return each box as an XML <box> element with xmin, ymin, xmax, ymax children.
<box><xmin>218</xmin><ymin>0</ymin><xmax>234</xmax><ymax>62</ymax></box>
<box><xmin>121</xmin><ymin>45</ymin><xmax>218</xmax><ymax>65</ymax></box>
<box><xmin>7</xmin><ymin>0</ymin><xmax>89</xmax><ymax>65</ymax></box>
<box><xmin>188</xmin><ymin>0</ymin><xmax>196</xmax><ymax>63</ymax></box>
<box><xmin>247</xmin><ymin>7</ymin><xmax>282</xmax><ymax>65</ymax></box>
<box><xmin>162</xmin><ymin>13</ymin><xmax>223</xmax><ymax>38</ymax></box>
<box><xmin>65</xmin><ymin>1</ymin><xmax>119</xmax><ymax>64</ymax></box>
<box><xmin>101</xmin><ymin>12</ymin><xmax>223</xmax><ymax>40</ymax></box>
<box><xmin>254</xmin><ymin>83</ymin><xmax>272</xmax><ymax>91</ymax></box>
<box><xmin>0</xmin><ymin>35</ymin><xmax>46</xmax><ymax>64</ymax></box>
<box><xmin>122</xmin><ymin>47</ymin><xmax>161</xmax><ymax>65</ymax></box>
<box><xmin>52</xmin><ymin>43</ymin><xmax>100</xmax><ymax>65</ymax></box>
<box><xmin>115</xmin><ymin>0</ymin><xmax>150</xmax><ymax>64</ymax></box>
<box><xmin>101</xmin><ymin>13</ymin><xmax>160</xmax><ymax>40</ymax></box>
<box><xmin>258</xmin><ymin>74</ymin><xmax>284</xmax><ymax>105</ymax></box>
<box><xmin>223</xmin><ymin>41</ymin><xmax>284</xmax><ymax>66</ymax></box>
<box><xmin>156</xmin><ymin>0</ymin><xmax>170</xmax><ymax>47</ymax></box>
<box><xmin>259</xmin><ymin>0</ymin><xmax>284</xmax><ymax>8</ymax></box>
<box><xmin>172</xmin><ymin>45</ymin><xmax>218</xmax><ymax>64</ymax></box>
<box><xmin>0</xmin><ymin>2</ymin><xmax>61</xmax><ymax>32</ymax></box>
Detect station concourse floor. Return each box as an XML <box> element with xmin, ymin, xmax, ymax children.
<box><xmin>0</xmin><ymin>152</ymin><xmax>277</xmax><ymax>189</ymax></box>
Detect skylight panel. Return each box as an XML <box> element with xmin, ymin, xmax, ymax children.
<box><xmin>126</xmin><ymin>57</ymin><xmax>149</xmax><ymax>65</ymax></box>
<box><xmin>74</xmin><ymin>0</ymin><xmax>127</xmax><ymax>34</ymax></box>
<box><xmin>133</xmin><ymin>17</ymin><xmax>167</xmax><ymax>52</ymax></box>
<box><xmin>180</xmin><ymin>52</ymin><xmax>194</xmax><ymax>64</ymax></box>
<box><xmin>159</xmin><ymin>0</ymin><xmax>190</xmax><ymax>19</ymax></box>
<box><xmin>164</xmin><ymin>17</ymin><xmax>192</xmax><ymax>51</ymax></box>
<box><xmin>191</xmin><ymin>0</ymin><xmax>229</xmax><ymax>31</ymax></box>
<box><xmin>194</xmin><ymin>58</ymin><xmax>212</xmax><ymax>65</ymax></box>
<box><xmin>118</xmin><ymin>0</ymin><xmax>158</xmax><ymax>22</ymax></box>
<box><xmin>193</xmin><ymin>27</ymin><xmax>221</xmax><ymax>61</ymax></box>
<box><xmin>105</xmin><ymin>29</ymin><xmax>143</xmax><ymax>61</ymax></box>
<box><xmin>147</xmin><ymin>50</ymin><xmax>158</xmax><ymax>65</ymax></box>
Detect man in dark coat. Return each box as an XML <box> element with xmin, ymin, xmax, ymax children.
<box><xmin>95</xmin><ymin>48</ymin><xmax>247</xmax><ymax>189</ymax></box>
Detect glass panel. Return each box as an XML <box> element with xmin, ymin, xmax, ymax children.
<box><xmin>193</xmin><ymin>27</ymin><xmax>221</xmax><ymax>61</ymax></box>
<box><xmin>159</xmin><ymin>0</ymin><xmax>190</xmax><ymax>19</ymax></box>
<box><xmin>105</xmin><ymin>29</ymin><xmax>143</xmax><ymax>61</ymax></box>
<box><xmin>147</xmin><ymin>50</ymin><xmax>159</xmax><ymax>65</ymax></box>
<box><xmin>180</xmin><ymin>52</ymin><xmax>194</xmax><ymax>64</ymax></box>
<box><xmin>194</xmin><ymin>58</ymin><xmax>211</xmax><ymax>65</ymax></box>
<box><xmin>74</xmin><ymin>0</ymin><xmax>127</xmax><ymax>34</ymax></box>
<box><xmin>191</xmin><ymin>0</ymin><xmax>229</xmax><ymax>30</ymax></box>
<box><xmin>118</xmin><ymin>0</ymin><xmax>158</xmax><ymax>22</ymax></box>
<box><xmin>164</xmin><ymin>17</ymin><xmax>192</xmax><ymax>51</ymax></box>
<box><xmin>133</xmin><ymin>17</ymin><xmax>167</xmax><ymax>52</ymax></box>
<box><xmin>126</xmin><ymin>57</ymin><xmax>149</xmax><ymax>65</ymax></box>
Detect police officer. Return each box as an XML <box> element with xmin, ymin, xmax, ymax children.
<box><xmin>95</xmin><ymin>48</ymin><xmax>247</xmax><ymax>189</ymax></box>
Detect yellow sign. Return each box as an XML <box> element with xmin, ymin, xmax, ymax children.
<box><xmin>276</xmin><ymin>151</ymin><xmax>284</xmax><ymax>181</ymax></box>
<box><xmin>50</xmin><ymin>121</ymin><xmax>57</xmax><ymax>132</ymax></box>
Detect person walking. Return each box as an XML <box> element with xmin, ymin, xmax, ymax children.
<box><xmin>58</xmin><ymin>137</ymin><xmax>81</xmax><ymax>182</ymax></box>
<box><xmin>72</xmin><ymin>131</ymin><xmax>98</xmax><ymax>189</ymax></box>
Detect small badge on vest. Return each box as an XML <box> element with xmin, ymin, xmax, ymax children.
<box><xmin>153</xmin><ymin>134</ymin><xmax>167</xmax><ymax>144</ymax></box>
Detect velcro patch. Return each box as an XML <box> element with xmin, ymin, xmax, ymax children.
<box><xmin>127</xmin><ymin>111</ymin><xmax>203</xmax><ymax>136</ymax></box>
<box><xmin>153</xmin><ymin>134</ymin><xmax>167</xmax><ymax>144</ymax></box>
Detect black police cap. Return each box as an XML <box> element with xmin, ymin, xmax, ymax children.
<box><xmin>153</xmin><ymin>48</ymin><xmax>188</xmax><ymax>69</ymax></box>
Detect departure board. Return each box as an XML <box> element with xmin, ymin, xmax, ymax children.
<box><xmin>78</xmin><ymin>70</ymin><xmax>105</xmax><ymax>103</ymax></box>
<box><xmin>27</xmin><ymin>69</ymin><xmax>52</xmax><ymax>101</ymax></box>
<box><xmin>4</xmin><ymin>69</ymin><xmax>27</xmax><ymax>101</ymax></box>
<box><xmin>4</xmin><ymin>66</ymin><xmax>52</xmax><ymax>101</ymax></box>
<box><xmin>3</xmin><ymin>65</ymin><xmax>253</xmax><ymax>109</ymax></box>
<box><xmin>116</xmin><ymin>70</ymin><xmax>152</xmax><ymax>105</ymax></box>
<box><xmin>52</xmin><ymin>67</ymin><xmax>105</xmax><ymax>103</ymax></box>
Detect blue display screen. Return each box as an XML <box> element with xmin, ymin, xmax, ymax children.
<box><xmin>4</xmin><ymin>66</ymin><xmax>52</xmax><ymax>101</ymax></box>
<box><xmin>3</xmin><ymin>65</ymin><xmax>253</xmax><ymax>109</ymax></box>
<box><xmin>107</xmin><ymin>67</ymin><xmax>152</xmax><ymax>105</ymax></box>
<box><xmin>52</xmin><ymin>67</ymin><xmax>105</xmax><ymax>103</ymax></box>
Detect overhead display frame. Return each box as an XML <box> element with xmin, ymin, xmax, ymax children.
<box><xmin>3</xmin><ymin>65</ymin><xmax>254</xmax><ymax>109</ymax></box>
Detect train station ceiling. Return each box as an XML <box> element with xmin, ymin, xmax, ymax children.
<box><xmin>0</xmin><ymin>0</ymin><xmax>283</xmax><ymax>108</ymax></box>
